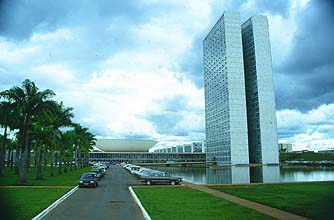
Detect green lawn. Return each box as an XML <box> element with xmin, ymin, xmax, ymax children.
<box><xmin>0</xmin><ymin>188</ymin><xmax>70</xmax><ymax>220</ymax></box>
<box><xmin>133</xmin><ymin>187</ymin><xmax>277</xmax><ymax>220</ymax></box>
<box><xmin>211</xmin><ymin>182</ymin><xmax>334</xmax><ymax>220</ymax></box>
<box><xmin>280</xmin><ymin>152</ymin><xmax>334</xmax><ymax>162</ymax></box>
<box><xmin>0</xmin><ymin>166</ymin><xmax>92</xmax><ymax>186</ymax></box>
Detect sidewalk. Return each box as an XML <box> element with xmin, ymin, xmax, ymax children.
<box><xmin>185</xmin><ymin>183</ymin><xmax>310</xmax><ymax>220</ymax></box>
<box><xmin>0</xmin><ymin>186</ymin><xmax>73</xmax><ymax>188</ymax></box>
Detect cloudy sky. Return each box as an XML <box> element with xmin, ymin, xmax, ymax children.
<box><xmin>0</xmin><ymin>0</ymin><xmax>333</xmax><ymax>151</ymax></box>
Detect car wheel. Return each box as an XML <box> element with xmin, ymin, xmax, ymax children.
<box><xmin>94</xmin><ymin>183</ymin><xmax>97</xmax><ymax>188</ymax></box>
<box><xmin>146</xmin><ymin>180</ymin><xmax>151</xmax><ymax>186</ymax></box>
<box><xmin>79</xmin><ymin>185</ymin><xmax>82</xmax><ymax>188</ymax></box>
<box><xmin>170</xmin><ymin>180</ymin><xmax>176</xmax><ymax>186</ymax></box>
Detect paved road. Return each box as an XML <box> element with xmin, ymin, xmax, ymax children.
<box><xmin>43</xmin><ymin>165</ymin><xmax>145</xmax><ymax>220</ymax></box>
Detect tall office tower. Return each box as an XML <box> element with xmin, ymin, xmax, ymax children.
<box><xmin>241</xmin><ymin>15</ymin><xmax>279</xmax><ymax>164</ymax></box>
<box><xmin>203</xmin><ymin>12</ymin><xmax>249</xmax><ymax>165</ymax></box>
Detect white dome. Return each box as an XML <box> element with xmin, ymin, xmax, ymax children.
<box><xmin>95</xmin><ymin>139</ymin><xmax>158</xmax><ymax>152</ymax></box>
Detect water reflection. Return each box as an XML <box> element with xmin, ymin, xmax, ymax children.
<box><xmin>148</xmin><ymin>165</ymin><xmax>334</xmax><ymax>184</ymax></box>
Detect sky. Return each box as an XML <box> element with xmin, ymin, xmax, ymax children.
<box><xmin>0</xmin><ymin>0</ymin><xmax>333</xmax><ymax>151</ymax></box>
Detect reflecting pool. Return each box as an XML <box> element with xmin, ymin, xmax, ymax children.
<box><xmin>147</xmin><ymin>165</ymin><xmax>334</xmax><ymax>184</ymax></box>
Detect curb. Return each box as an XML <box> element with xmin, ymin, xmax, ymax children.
<box><xmin>31</xmin><ymin>186</ymin><xmax>79</xmax><ymax>220</ymax></box>
<box><xmin>128</xmin><ymin>186</ymin><xmax>152</xmax><ymax>220</ymax></box>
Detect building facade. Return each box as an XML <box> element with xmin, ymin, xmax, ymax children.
<box><xmin>278</xmin><ymin>143</ymin><xmax>293</xmax><ymax>153</ymax></box>
<box><xmin>204</xmin><ymin>11</ymin><xmax>249</xmax><ymax>165</ymax></box>
<box><xmin>153</xmin><ymin>141</ymin><xmax>206</xmax><ymax>154</ymax></box>
<box><xmin>241</xmin><ymin>15</ymin><xmax>279</xmax><ymax>164</ymax></box>
<box><xmin>203</xmin><ymin>12</ymin><xmax>279</xmax><ymax>165</ymax></box>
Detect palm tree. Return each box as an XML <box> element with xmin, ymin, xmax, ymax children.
<box><xmin>30</xmin><ymin>120</ymin><xmax>54</xmax><ymax>180</ymax></box>
<box><xmin>0</xmin><ymin>79</ymin><xmax>55</xmax><ymax>184</ymax></box>
<box><xmin>61</xmin><ymin>130</ymin><xmax>75</xmax><ymax>173</ymax></box>
<box><xmin>0</xmin><ymin>101</ymin><xmax>18</xmax><ymax>176</ymax></box>
<box><xmin>73</xmin><ymin>124</ymin><xmax>96</xmax><ymax>168</ymax></box>
<box><xmin>46</xmin><ymin>102</ymin><xmax>74</xmax><ymax>176</ymax></box>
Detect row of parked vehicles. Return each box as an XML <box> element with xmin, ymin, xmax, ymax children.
<box><xmin>120</xmin><ymin>162</ymin><xmax>182</xmax><ymax>186</ymax></box>
<box><xmin>78</xmin><ymin>162</ymin><xmax>110</xmax><ymax>188</ymax></box>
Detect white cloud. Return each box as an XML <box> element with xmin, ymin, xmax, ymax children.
<box><xmin>1</xmin><ymin>0</ymin><xmax>332</xmax><ymax>151</ymax></box>
<box><xmin>30</xmin><ymin>28</ymin><xmax>76</xmax><ymax>42</ymax></box>
<box><xmin>277</xmin><ymin>103</ymin><xmax>334</xmax><ymax>150</ymax></box>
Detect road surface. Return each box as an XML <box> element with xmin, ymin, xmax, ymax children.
<box><xmin>42</xmin><ymin>165</ymin><xmax>145</xmax><ymax>220</ymax></box>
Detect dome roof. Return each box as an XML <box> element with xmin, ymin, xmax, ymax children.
<box><xmin>95</xmin><ymin>139</ymin><xmax>158</xmax><ymax>152</ymax></box>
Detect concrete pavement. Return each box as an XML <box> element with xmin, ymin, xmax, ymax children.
<box><xmin>42</xmin><ymin>165</ymin><xmax>145</xmax><ymax>220</ymax></box>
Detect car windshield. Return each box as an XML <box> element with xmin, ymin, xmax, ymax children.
<box><xmin>82</xmin><ymin>174</ymin><xmax>94</xmax><ymax>179</ymax></box>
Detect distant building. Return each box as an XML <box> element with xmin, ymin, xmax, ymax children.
<box><xmin>153</xmin><ymin>141</ymin><xmax>206</xmax><ymax>154</ymax></box>
<box><xmin>319</xmin><ymin>149</ymin><xmax>334</xmax><ymax>154</ymax></box>
<box><xmin>278</xmin><ymin>143</ymin><xmax>293</xmax><ymax>153</ymax></box>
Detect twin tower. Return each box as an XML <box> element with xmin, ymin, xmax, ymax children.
<box><xmin>203</xmin><ymin>12</ymin><xmax>279</xmax><ymax>165</ymax></box>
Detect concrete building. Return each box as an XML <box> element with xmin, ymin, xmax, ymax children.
<box><xmin>278</xmin><ymin>143</ymin><xmax>293</xmax><ymax>153</ymax></box>
<box><xmin>204</xmin><ymin>11</ymin><xmax>249</xmax><ymax>165</ymax></box>
<box><xmin>241</xmin><ymin>15</ymin><xmax>279</xmax><ymax>164</ymax></box>
<box><xmin>153</xmin><ymin>141</ymin><xmax>206</xmax><ymax>154</ymax></box>
<box><xmin>203</xmin><ymin>12</ymin><xmax>279</xmax><ymax>165</ymax></box>
<box><xmin>192</xmin><ymin>142</ymin><xmax>206</xmax><ymax>153</ymax></box>
<box><xmin>95</xmin><ymin>139</ymin><xmax>158</xmax><ymax>152</ymax></box>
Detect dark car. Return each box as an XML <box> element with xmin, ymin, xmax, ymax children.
<box><xmin>79</xmin><ymin>172</ymin><xmax>98</xmax><ymax>188</ymax></box>
<box><xmin>139</xmin><ymin>172</ymin><xmax>182</xmax><ymax>185</ymax></box>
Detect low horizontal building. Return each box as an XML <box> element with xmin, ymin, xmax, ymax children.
<box><xmin>153</xmin><ymin>141</ymin><xmax>206</xmax><ymax>153</ymax></box>
<box><xmin>89</xmin><ymin>152</ymin><xmax>206</xmax><ymax>164</ymax></box>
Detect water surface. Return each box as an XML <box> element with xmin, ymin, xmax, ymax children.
<box><xmin>148</xmin><ymin>165</ymin><xmax>334</xmax><ymax>184</ymax></box>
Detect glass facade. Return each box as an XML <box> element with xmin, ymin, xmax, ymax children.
<box><xmin>204</xmin><ymin>12</ymin><xmax>279</xmax><ymax>165</ymax></box>
<box><xmin>204</xmin><ymin>12</ymin><xmax>249</xmax><ymax>165</ymax></box>
<box><xmin>241</xmin><ymin>15</ymin><xmax>279</xmax><ymax>164</ymax></box>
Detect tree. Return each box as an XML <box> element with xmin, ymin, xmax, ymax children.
<box><xmin>30</xmin><ymin>120</ymin><xmax>53</xmax><ymax>180</ymax></box>
<box><xmin>46</xmin><ymin>102</ymin><xmax>74</xmax><ymax>176</ymax></box>
<box><xmin>0</xmin><ymin>101</ymin><xmax>18</xmax><ymax>176</ymax></box>
<box><xmin>0</xmin><ymin>79</ymin><xmax>55</xmax><ymax>184</ymax></box>
<box><xmin>72</xmin><ymin>124</ymin><xmax>95</xmax><ymax>168</ymax></box>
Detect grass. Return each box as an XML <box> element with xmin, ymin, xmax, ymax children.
<box><xmin>211</xmin><ymin>182</ymin><xmax>334</xmax><ymax>220</ymax></box>
<box><xmin>280</xmin><ymin>152</ymin><xmax>334</xmax><ymax>162</ymax></box>
<box><xmin>0</xmin><ymin>188</ymin><xmax>70</xmax><ymax>220</ymax></box>
<box><xmin>133</xmin><ymin>187</ymin><xmax>277</xmax><ymax>220</ymax></box>
<box><xmin>0</xmin><ymin>166</ymin><xmax>92</xmax><ymax>186</ymax></box>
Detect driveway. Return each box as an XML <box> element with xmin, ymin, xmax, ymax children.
<box><xmin>42</xmin><ymin>165</ymin><xmax>145</xmax><ymax>220</ymax></box>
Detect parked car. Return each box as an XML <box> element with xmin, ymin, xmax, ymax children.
<box><xmin>79</xmin><ymin>172</ymin><xmax>98</xmax><ymax>188</ymax></box>
<box><xmin>139</xmin><ymin>172</ymin><xmax>182</xmax><ymax>186</ymax></box>
<box><xmin>130</xmin><ymin>165</ymin><xmax>141</xmax><ymax>174</ymax></box>
<box><xmin>90</xmin><ymin>169</ymin><xmax>103</xmax><ymax>180</ymax></box>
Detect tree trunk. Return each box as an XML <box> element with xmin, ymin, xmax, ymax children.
<box><xmin>74</xmin><ymin>145</ymin><xmax>78</xmax><ymax>170</ymax></box>
<box><xmin>19</xmin><ymin>118</ymin><xmax>29</xmax><ymax>184</ymax></box>
<box><xmin>44</xmin><ymin>149</ymin><xmax>48</xmax><ymax>169</ymax></box>
<box><xmin>64</xmin><ymin>159</ymin><xmax>67</xmax><ymax>173</ymax></box>
<box><xmin>7</xmin><ymin>148</ymin><xmax>11</xmax><ymax>167</ymax></box>
<box><xmin>34</xmin><ymin>149</ymin><xmax>37</xmax><ymax>168</ymax></box>
<box><xmin>50</xmin><ymin>149</ymin><xmax>55</xmax><ymax>176</ymax></box>
<box><xmin>58</xmin><ymin>148</ymin><xmax>63</xmax><ymax>175</ymax></box>
<box><xmin>77</xmin><ymin>148</ymin><xmax>82</xmax><ymax>168</ymax></box>
<box><xmin>14</xmin><ymin>146</ymin><xmax>20</xmax><ymax>174</ymax></box>
<box><xmin>27</xmin><ymin>143</ymin><xmax>31</xmax><ymax>172</ymax></box>
<box><xmin>10</xmin><ymin>150</ymin><xmax>14</xmax><ymax>168</ymax></box>
<box><xmin>36</xmin><ymin>146</ymin><xmax>43</xmax><ymax>180</ymax></box>
<box><xmin>55</xmin><ymin>151</ymin><xmax>58</xmax><ymax>168</ymax></box>
<box><xmin>70</xmin><ymin>159</ymin><xmax>73</xmax><ymax>172</ymax></box>
<box><xmin>0</xmin><ymin>126</ymin><xmax>8</xmax><ymax>177</ymax></box>
<box><xmin>14</xmin><ymin>130</ymin><xmax>22</xmax><ymax>174</ymax></box>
